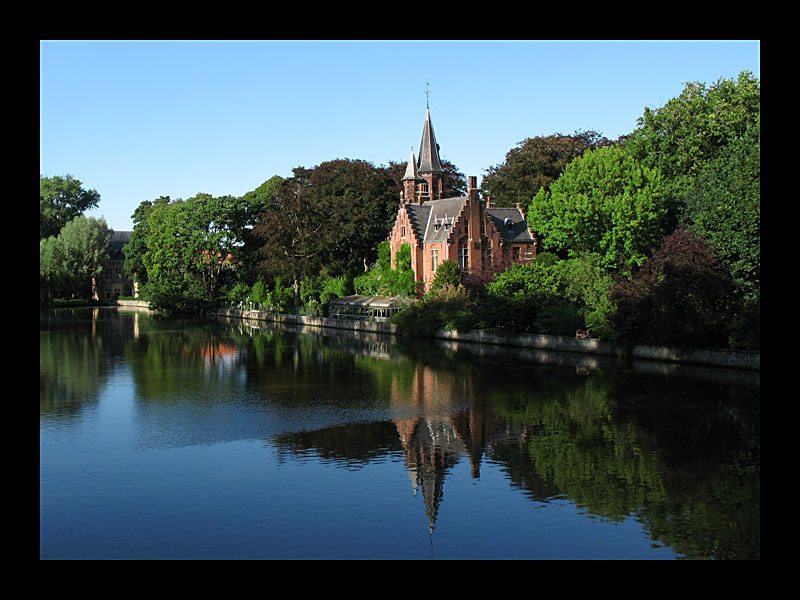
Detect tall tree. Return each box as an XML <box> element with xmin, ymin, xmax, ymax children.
<box><xmin>528</xmin><ymin>145</ymin><xmax>668</xmax><ymax>272</ymax></box>
<box><xmin>124</xmin><ymin>196</ymin><xmax>173</xmax><ymax>288</ymax></box>
<box><xmin>624</xmin><ymin>70</ymin><xmax>760</xmax><ymax>223</ymax></box>
<box><xmin>481</xmin><ymin>130</ymin><xmax>614</xmax><ymax>207</ymax></box>
<box><xmin>39</xmin><ymin>216</ymin><xmax>112</xmax><ymax>301</ymax></box>
<box><xmin>253</xmin><ymin>159</ymin><xmax>397</xmax><ymax>307</ymax></box>
<box><xmin>130</xmin><ymin>194</ymin><xmax>251</xmax><ymax>312</ymax></box>
<box><xmin>40</xmin><ymin>174</ymin><xmax>101</xmax><ymax>239</ymax></box>
<box><xmin>682</xmin><ymin>122</ymin><xmax>760</xmax><ymax>300</ymax></box>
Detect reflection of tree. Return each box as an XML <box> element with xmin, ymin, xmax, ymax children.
<box><xmin>111</xmin><ymin>315</ymin><xmax>761</xmax><ymax>559</ymax></box>
<box><xmin>492</xmin><ymin>368</ymin><xmax>760</xmax><ymax>559</ymax></box>
<box><xmin>40</xmin><ymin>308</ymin><xmax>138</xmax><ymax>419</ymax></box>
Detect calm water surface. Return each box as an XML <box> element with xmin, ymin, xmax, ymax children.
<box><xmin>40</xmin><ymin>307</ymin><xmax>760</xmax><ymax>559</ymax></box>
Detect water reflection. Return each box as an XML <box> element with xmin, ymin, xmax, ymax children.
<box><xmin>40</xmin><ymin>309</ymin><xmax>760</xmax><ymax>559</ymax></box>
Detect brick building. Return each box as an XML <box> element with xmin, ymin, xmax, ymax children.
<box><xmin>389</xmin><ymin>107</ymin><xmax>537</xmax><ymax>296</ymax></box>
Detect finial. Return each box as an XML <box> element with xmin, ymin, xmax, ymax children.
<box><xmin>424</xmin><ymin>81</ymin><xmax>430</xmax><ymax>108</ymax></box>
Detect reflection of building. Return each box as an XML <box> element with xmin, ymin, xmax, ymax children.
<box><xmin>93</xmin><ymin>231</ymin><xmax>135</xmax><ymax>302</ymax></box>
<box><xmin>391</xmin><ymin>364</ymin><xmax>502</xmax><ymax>531</ymax></box>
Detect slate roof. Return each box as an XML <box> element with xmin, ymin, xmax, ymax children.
<box><xmin>404</xmin><ymin>199</ymin><xmax>534</xmax><ymax>244</ymax></box>
<box><xmin>402</xmin><ymin>148</ymin><xmax>422</xmax><ymax>182</ymax></box>
<box><xmin>107</xmin><ymin>231</ymin><xmax>132</xmax><ymax>260</ymax></box>
<box><xmin>417</xmin><ymin>107</ymin><xmax>444</xmax><ymax>174</ymax></box>
<box><xmin>421</xmin><ymin>197</ymin><xmax>468</xmax><ymax>242</ymax></box>
<box><xmin>486</xmin><ymin>207</ymin><xmax>536</xmax><ymax>243</ymax></box>
<box><xmin>405</xmin><ymin>202</ymin><xmax>432</xmax><ymax>241</ymax></box>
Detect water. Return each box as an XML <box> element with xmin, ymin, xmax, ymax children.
<box><xmin>40</xmin><ymin>307</ymin><xmax>760</xmax><ymax>559</ymax></box>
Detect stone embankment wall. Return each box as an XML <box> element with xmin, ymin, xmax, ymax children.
<box><xmin>114</xmin><ymin>300</ymin><xmax>152</xmax><ymax>310</ymax></box>
<box><xmin>213</xmin><ymin>308</ymin><xmax>760</xmax><ymax>371</ymax></box>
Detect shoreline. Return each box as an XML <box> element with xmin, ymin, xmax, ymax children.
<box><xmin>212</xmin><ymin>307</ymin><xmax>760</xmax><ymax>371</ymax></box>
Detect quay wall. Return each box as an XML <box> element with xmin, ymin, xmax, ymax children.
<box><xmin>213</xmin><ymin>308</ymin><xmax>760</xmax><ymax>371</ymax></box>
<box><xmin>114</xmin><ymin>300</ymin><xmax>152</xmax><ymax>309</ymax></box>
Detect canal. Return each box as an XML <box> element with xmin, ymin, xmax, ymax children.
<box><xmin>40</xmin><ymin>307</ymin><xmax>759</xmax><ymax>559</ymax></box>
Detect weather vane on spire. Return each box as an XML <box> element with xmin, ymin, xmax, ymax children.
<box><xmin>424</xmin><ymin>81</ymin><xmax>430</xmax><ymax>108</ymax></box>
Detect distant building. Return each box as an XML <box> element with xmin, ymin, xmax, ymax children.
<box><xmin>93</xmin><ymin>231</ymin><xmax>135</xmax><ymax>301</ymax></box>
<box><xmin>389</xmin><ymin>107</ymin><xmax>537</xmax><ymax>296</ymax></box>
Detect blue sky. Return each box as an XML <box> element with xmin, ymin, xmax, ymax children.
<box><xmin>40</xmin><ymin>40</ymin><xmax>760</xmax><ymax>231</ymax></box>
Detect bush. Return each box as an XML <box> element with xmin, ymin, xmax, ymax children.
<box><xmin>392</xmin><ymin>283</ymin><xmax>476</xmax><ymax>336</ymax></box>
<box><xmin>429</xmin><ymin>260</ymin><xmax>462</xmax><ymax>292</ymax></box>
<box><xmin>353</xmin><ymin>241</ymin><xmax>416</xmax><ymax>297</ymax></box>
<box><xmin>610</xmin><ymin>229</ymin><xmax>736</xmax><ymax>348</ymax></box>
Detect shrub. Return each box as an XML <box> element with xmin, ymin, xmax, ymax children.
<box><xmin>429</xmin><ymin>260</ymin><xmax>462</xmax><ymax>292</ymax></box>
<box><xmin>610</xmin><ymin>229</ymin><xmax>735</xmax><ymax>347</ymax></box>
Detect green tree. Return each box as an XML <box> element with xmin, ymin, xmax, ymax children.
<box><xmin>124</xmin><ymin>196</ymin><xmax>172</xmax><ymax>289</ymax></box>
<box><xmin>624</xmin><ymin>70</ymin><xmax>760</xmax><ymax>222</ymax></box>
<box><xmin>40</xmin><ymin>216</ymin><xmax>112</xmax><ymax>302</ymax></box>
<box><xmin>353</xmin><ymin>242</ymin><xmax>416</xmax><ymax>298</ymax></box>
<box><xmin>40</xmin><ymin>235</ymin><xmax>66</xmax><ymax>304</ymax></box>
<box><xmin>529</xmin><ymin>145</ymin><xmax>668</xmax><ymax>272</ymax></box>
<box><xmin>40</xmin><ymin>174</ymin><xmax>101</xmax><ymax>239</ymax></box>
<box><xmin>132</xmin><ymin>194</ymin><xmax>250</xmax><ymax>313</ymax></box>
<box><xmin>682</xmin><ymin>123</ymin><xmax>760</xmax><ymax>300</ymax></box>
<box><xmin>429</xmin><ymin>260</ymin><xmax>461</xmax><ymax>292</ymax></box>
<box><xmin>254</xmin><ymin>160</ymin><xmax>397</xmax><ymax>308</ymax></box>
<box><xmin>481</xmin><ymin>130</ymin><xmax>614</xmax><ymax>207</ymax></box>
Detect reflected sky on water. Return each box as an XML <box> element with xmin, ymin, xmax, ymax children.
<box><xmin>40</xmin><ymin>308</ymin><xmax>759</xmax><ymax>559</ymax></box>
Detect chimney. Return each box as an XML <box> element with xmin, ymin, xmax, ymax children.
<box><xmin>468</xmin><ymin>176</ymin><xmax>479</xmax><ymax>203</ymax></box>
<box><xmin>486</xmin><ymin>195</ymin><xmax>493</xmax><ymax>208</ymax></box>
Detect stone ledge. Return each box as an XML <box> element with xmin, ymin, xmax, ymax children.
<box><xmin>214</xmin><ymin>308</ymin><xmax>759</xmax><ymax>370</ymax></box>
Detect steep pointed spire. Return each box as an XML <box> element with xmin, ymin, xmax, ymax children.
<box><xmin>417</xmin><ymin>107</ymin><xmax>443</xmax><ymax>175</ymax></box>
<box><xmin>402</xmin><ymin>148</ymin><xmax>421</xmax><ymax>181</ymax></box>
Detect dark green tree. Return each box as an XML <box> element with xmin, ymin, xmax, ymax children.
<box><xmin>481</xmin><ymin>130</ymin><xmax>614</xmax><ymax>208</ymax></box>
<box><xmin>253</xmin><ymin>159</ymin><xmax>398</xmax><ymax>308</ymax></box>
<box><xmin>624</xmin><ymin>70</ymin><xmax>760</xmax><ymax>225</ymax></box>
<box><xmin>610</xmin><ymin>229</ymin><xmax>736</xmax><ymax>348</ymax></box>
<box><xmin>682</xmin><ymin>122</ymin><xmax>760</xmax><ymax>300</ymax></box>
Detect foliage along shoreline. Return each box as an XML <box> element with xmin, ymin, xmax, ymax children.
<box><xmin>41</xmin><ymin>71</ymin><xmax>759</xmax><ymax>352</ymax></box>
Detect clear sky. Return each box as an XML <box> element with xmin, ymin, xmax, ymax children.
<box><xmin>40</xmin><ymin>40</ymin><xmax>760</xmax><ymax>231</ymax></box>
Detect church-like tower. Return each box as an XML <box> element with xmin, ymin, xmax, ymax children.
<box><xmin>390</xmin><ymin>104</ymin><xmax>538</xmax><ymax>296</ymax></box>
<box><xmin>401</xmin><ymin>107</ymin><xmax>444</xmax><ymax>204</ymax></box>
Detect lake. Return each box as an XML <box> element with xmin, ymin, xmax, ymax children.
<box><xmin>40</xmin><ymin>307</ymin><xmax>760</xmax><ymax>559</ymax></box>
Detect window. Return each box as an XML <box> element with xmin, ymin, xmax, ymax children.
<box><xmin>431</xmin><ymin>248</ymin><xmax>438</xmax><ymax>272</ymax></box>
<box><xmin>458</xmin><ymin>239</ymin><xmax>469</xmax><ymax>271</ymax></box>
<box><xmin>401</xmin><ymin>225</ymin><xmax>406</xmax><ymax>238</ymax></box>
<box><xmin>513</xmin><ymin>246</ymin><xmax>520</xmax><ymax>262</ymax></box>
